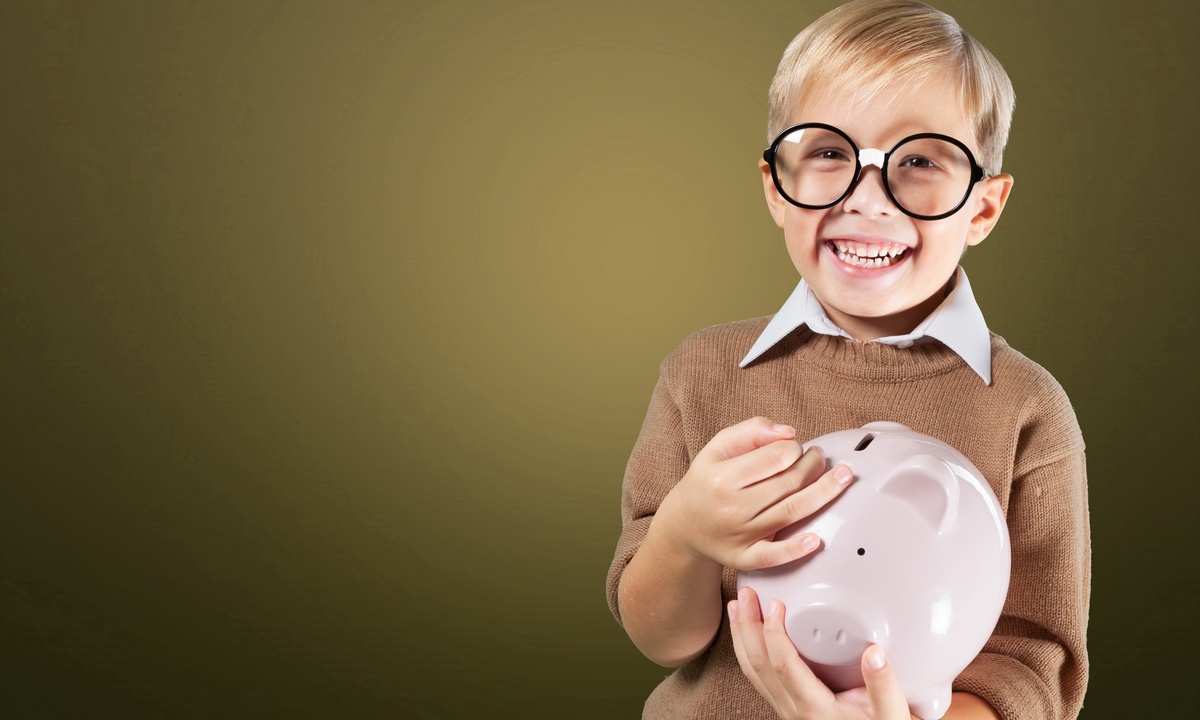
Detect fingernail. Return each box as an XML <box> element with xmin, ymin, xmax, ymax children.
<box><xmin>764</xmin><ymin>600</ymin><xmax>779</xmax><ymax>618</ymax></box>
<box><xmin>772</xmin><ymin>423</ymin><xmax>795</xmax><ymax>436</ymax></box>
<box><xmin>727</xmin><ymin>601</ymin><xmax>736</xmax><ymax>621</ymax></box>
<box><xmin>834</xmin><ymin>466</ymin><xmax>853</xmax><ymax>484</ymax></box>
<box><xmin>866</xmin><ymin>647</ymin><xmax>886</xmax><ymax>670</ymax></box>
<box><xmin>738</xmin><ymin>586</ymin><xmax>749</xmax><ymax>604</ymax></box>
<box><xmin>800</xmin><ymin>534</ymin><xmax>820</xmax><ymax>552</ymax></box>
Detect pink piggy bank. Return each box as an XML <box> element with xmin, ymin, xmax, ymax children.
<box><xmin>737</xmin><ymin>422</ymin><xmax>1010</xmax><ymax>720</ymax></box>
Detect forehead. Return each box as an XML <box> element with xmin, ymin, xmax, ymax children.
<box><xmin>790</xmin><ymin>72</ymin><xmax>976</xmax><ymax>150</ymax></box>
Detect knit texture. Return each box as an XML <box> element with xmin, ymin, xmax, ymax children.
<box><xmin>607</xmin><ymin>318</ymin><xmax>1089</xmax><ymax>720</ymax></box>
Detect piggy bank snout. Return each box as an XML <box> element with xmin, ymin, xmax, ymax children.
<box><xmin>789</xmin><ymin>603</ymin><xmax>881</xmax><ymax>666</ymax></box>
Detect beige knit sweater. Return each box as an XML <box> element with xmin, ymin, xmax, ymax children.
<box><xmin>607</xmin><ymin>319</ymin><xmax>1089</xmax><ymax>720</ymax></box>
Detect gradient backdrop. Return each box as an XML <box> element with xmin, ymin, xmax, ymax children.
<box><xmin>2</xmin><ymin>1</ymin><xmax>1197</xmax><ymax>717</ymax></box>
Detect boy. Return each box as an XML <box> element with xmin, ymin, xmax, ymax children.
<box><xmin>606</xmin><ymin>1</ymin><xmax>1089</xmax><ymax>719</ymax></box>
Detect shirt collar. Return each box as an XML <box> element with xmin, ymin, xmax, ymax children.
<box><xmin>738</xmin><ymin>267</ymin><xmax>992</xmax><ymax>384</ymax></box>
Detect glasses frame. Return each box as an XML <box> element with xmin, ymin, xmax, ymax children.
<box><xmin>762</xmin><ymin>122</ymin><xmax>993</xmax><ymax>221</ymax></box>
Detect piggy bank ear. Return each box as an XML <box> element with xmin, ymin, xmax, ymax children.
<box><xmin>878</xmin><ymin>454</ymin><xmax>959</xmax><ymax>535</ymax></box>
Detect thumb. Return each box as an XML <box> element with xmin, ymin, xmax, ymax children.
<box><xmin>861</xmin><ymin>645</ymin><xmax>912</xmax><ymax>720</ymax></box>
<box><xmin>700</xmin><ymin>416</ymin><xmax>797</xmax><ymax>462</ymax></box>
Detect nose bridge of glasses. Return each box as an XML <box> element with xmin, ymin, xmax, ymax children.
<box><xmin>848</xmin><ymin>147</ymin><xmax>888</xmax><ymax>195</ymax></box>
<box><xmin>843</xmin><ymin>146</ymin><xmax>893</xmax><ymax>214</ymax></box>
<box><xmin>858</xmin><ymin>147</ymin><xmax>886</xmax><ymax>170</ymax></box>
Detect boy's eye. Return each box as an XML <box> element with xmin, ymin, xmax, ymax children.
<box><xmin>898</xmin><ymin>156</ymin><xmax>937</xmax><ymax>170</ymax></box>
<box><xmin>813</xmin><ymin>148</ymin><xmax>852</xmax><ymax>162</ymax></box>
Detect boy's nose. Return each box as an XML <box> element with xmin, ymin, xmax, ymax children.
<box><xmin>840</xmin><ymin>166</ymin><xmax>896</xmax><ymax>218</ymax></box>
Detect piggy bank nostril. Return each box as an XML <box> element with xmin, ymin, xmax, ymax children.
<box><xmin>791</xmin><ymin>607</ymin><xmax>874</xmax><ymax>665</ymax></box>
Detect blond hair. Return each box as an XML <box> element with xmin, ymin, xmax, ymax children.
<box><xmin>767</xmin><ymin>0</ymin><xmax>1015</xmax><ymax>172</ymax></box>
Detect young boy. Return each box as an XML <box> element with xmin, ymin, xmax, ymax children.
<box><xmin>606</xmin><ymin>1</ymin><xmax>1089</xmax><ymax>719</ymax></box>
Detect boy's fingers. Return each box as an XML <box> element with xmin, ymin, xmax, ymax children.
<box><xmin>727</xmin><ymin>600</ymin><xmax>772</xmax><ymax>701</ymax></box>
<box><xmin>701</xmin><ymin>417</ymin><xmax>796</xmax><ymax>463</ymax></box>
<box><xmin>724</xmin><ymin>437</ymin><xmax>806</xmax><ymax>488</ymax></box>
<box><xmin>788</xmin><ymin>446</ymin><xmax>829</xmax><ymax>489</ymax></box>
<box><xmin>762</xmin><ymin>463</ymin><xmax>854</xmax><ymax>531</ymax></box>
<box><xmin>745</xmin><ymin>445</ymin><xmax>828</xmax><ymax>506</ymax></box>
<box><xmin>729</xmin><ymin>588</ymin><xmax>798</xmax><ymax>717</ymax></box>
<box><xmin>737</xmin><ymin>531</ymin><xmax>821</xmax><ymax>571</ymax></box>
<box><xmin>760</xmin><ymin>598</ymin><xmax>833</xmax><ymax>717</ymax></box>
<box><xmin>861</xmin><ymin>645</ymin><xmax>912</xmax><ymax>720</ymax></box>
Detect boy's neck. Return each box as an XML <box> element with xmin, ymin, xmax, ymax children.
<box><xmin>818</xmin><ymin>276</ymin><xmax>955</xmax><ymax>342</ymax></box>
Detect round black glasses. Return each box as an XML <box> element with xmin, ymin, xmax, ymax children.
<box><xmin>763</xmin><ymin>123</ymin><xmax>993</xmax><ymax>221</ymax></box>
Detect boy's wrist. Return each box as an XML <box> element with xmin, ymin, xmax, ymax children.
<box><xmin>646</xmin><ymin>498</ymin><xmax>722</xmax><ymax>575</ymax></box>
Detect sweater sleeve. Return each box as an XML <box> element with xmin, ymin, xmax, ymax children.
<box><xmin>605</xmin><ymin>361</ymin><xmax>691</xmax><ymax>628</ymax></box>
<box><xmin>954</xmin><ymin>380</ymin><xmax>1090</xmax><ymax>719</ymax></box>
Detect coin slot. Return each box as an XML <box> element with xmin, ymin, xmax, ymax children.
<box><xmin>853</xmin><ymin>434</ymin><xmax>876</xmax><ymax>451</ymax></box>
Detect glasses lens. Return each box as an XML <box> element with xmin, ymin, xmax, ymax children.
<box><xmin>773</xmin><ymin>127</ymin><xmax>857</xmax><ymax>207</ymax></box>
<box><xmin>886</xmin><ymin>137</ymin><xmax>975</xmax><ymax>218</ymax></box>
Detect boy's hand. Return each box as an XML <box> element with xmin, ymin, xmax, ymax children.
<box><xmin>657</xmin><ymin>417</ymin><xmax>853</xmax><ymax>570</ymax></box>
<box><xmin>729</xmin><ymin>587</ymin><xmax>914</xmax><ymax>720</ymax></box>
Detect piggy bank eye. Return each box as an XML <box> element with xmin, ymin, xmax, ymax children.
<box><xmin>857</xmin><ymin>548</ymin><xmax>866</xmax><ymax>556</ymax></box>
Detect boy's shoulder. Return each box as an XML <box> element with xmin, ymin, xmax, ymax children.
<box><xmin>662</xmin><ymin>316</ymin><xmax>774</xmax><ymax>370</ymax></box>
<box><xmin>989</xmin><ymin>332</ymin><xmax>1068</xmax><ymax>393</ymax></box>
<box><xmin>989</xmin><ymin>332</ymin><xmax>1080</xmax><ymax>427</ymax></box>
<box><xmin>989</xmin><ymin>332</ymin><xmax>1086</xmax><ymax>462</ymax></box>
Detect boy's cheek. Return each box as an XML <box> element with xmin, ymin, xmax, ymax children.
<box><xmin>782</xmin><ymin>215</ymin><xmax>821</xmax><ymax>255</ymax></box>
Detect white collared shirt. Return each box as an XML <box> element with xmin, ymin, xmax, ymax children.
<box><xmin>739</xmin><ymin>267</ymin><xmax>993</xmax><ymax>384</ymax></box>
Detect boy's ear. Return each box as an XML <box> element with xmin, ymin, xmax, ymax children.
<box><xmin>966</xmin><ymin>173</ymin><xmax>1014</xmax><ymax>247</ymax></box>
<box><xmin>760</xmin><ymin>159</ymin><xmax>788</xmax><ymax>228</ymax></box>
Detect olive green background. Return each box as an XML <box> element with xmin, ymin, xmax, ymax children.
<box><xmin>2</xmin><ymin>1</ymin><xmax>1196</xmax><ymax>717</ymax></box>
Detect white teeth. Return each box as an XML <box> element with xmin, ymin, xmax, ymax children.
<box><xmin>830</xmin><ymin>241</ymin><xmax>907</xmax><ymax>268</ymax></box>
<box><xmin>836</xmin><ymin>248</ymin><xmax>894</xmax><ymax>268</ymax></box>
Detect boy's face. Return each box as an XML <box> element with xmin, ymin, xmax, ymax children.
<box><xmin>760</xmin><ymin>73</ymin><xmax>1013</xmax><ymax>340</ymax></box>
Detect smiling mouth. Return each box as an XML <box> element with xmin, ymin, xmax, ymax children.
<box><xmin>828</xmin><ymin>240</ymin><xmax>909</xmax><ymax>269</ymax></box>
